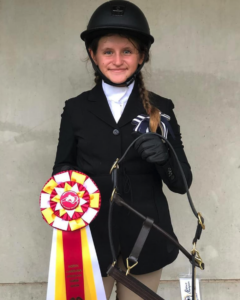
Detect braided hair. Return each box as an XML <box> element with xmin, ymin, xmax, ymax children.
<box><xmin>136</xmin><ymin>71</ymin><xmax>160</xmax><ymax>133</ymax></box>
<box><xmin>94</xmin><ymin>71</ymin><xmax>101</xmax><ymax>85</ymax></box>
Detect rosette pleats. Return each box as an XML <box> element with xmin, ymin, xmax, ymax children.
<box><xmin>40</xmin><ymin>171</ymin><xmax>101</xmax><ymax>231</ymax></box>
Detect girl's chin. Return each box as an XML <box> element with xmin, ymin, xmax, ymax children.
<box><xmin>106</xmin><ymin>74</ymin><xmax>129</xmax><ymax>84</ymax></box>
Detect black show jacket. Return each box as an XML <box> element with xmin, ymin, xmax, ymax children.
<box><xmin>52</xmin><ymin>81</ymin><xmax>192</xmax><ymax>276</ymax></box>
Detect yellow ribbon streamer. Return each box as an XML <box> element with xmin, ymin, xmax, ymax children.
<box><xmin>81</xmin><ymin>228</ymin><xmax>97</xmax><ymax>300</ymax></box>
<box><xmin>55</xmin><ymin>230</ymin><xmax>66</xmax><ymax>300</ymax></box>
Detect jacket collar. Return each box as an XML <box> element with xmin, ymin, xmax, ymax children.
<box><xmin>88</xmin><ymin>81</ymin><xmax>145</xmax><ymax>128</ymax></box>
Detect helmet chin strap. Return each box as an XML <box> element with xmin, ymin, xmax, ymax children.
<box><xmin>86</xmin><ymin>46</ymin><xmax>148</xmax><ymax>87</ymax></box>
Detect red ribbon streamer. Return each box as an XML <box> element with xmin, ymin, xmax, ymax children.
<box><xmin>62</xmin><ymin>231</ymin><xmax>85</xmax><ymax>300</ymax></box>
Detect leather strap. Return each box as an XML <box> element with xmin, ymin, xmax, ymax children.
<box><xmin>192</xmin><ymin>218</ymin><xmax>204</xmax><ymax>244</ymax></box>
<box><xmin>111</xmin><ymin>167</ymin><xmax>118</xmax><ymax>191</ymax></box>
<box><xmin>108</xmin><ymin>200</ymin><xmax>117</xmax><ymax>263</ymax></box>
<box><xmin>107</xmin><ymin>264</ymin><xmax>165</xmax><ymax>300</ymax></box>
<box><xmin>113</xmin><ymin>193</ymin><xmax>202</xmax><ymax>265</ymax></box>
<box><xmin>129</xmin><ymin>217</ymin><xmax>154</xmax><ymax>264</ymax></box>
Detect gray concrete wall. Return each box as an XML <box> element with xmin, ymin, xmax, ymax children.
<box><xmin>0</xmin><ymin>0</ymin><xmax>239</xmax><ymax>299</ymax></box>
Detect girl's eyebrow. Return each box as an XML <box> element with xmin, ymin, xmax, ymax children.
<box><xmin>101</xmin><ymin>46</ymin><xmax>134</xmax><ymax>51</ymax></box>
<box><xmin>101</xmin><ymin>47</ymin><xmax>113</xmax><ymax>51</ymax></box>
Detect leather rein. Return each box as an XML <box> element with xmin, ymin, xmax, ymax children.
<box><xmin>107</xmin><ymin>133</ymin><xmax>205</xmax><ymax>300</ymax></box>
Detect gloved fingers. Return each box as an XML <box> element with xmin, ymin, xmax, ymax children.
<box><xmin>134</xmin><ymin>137</ymin><xmax>145</xmax><ymax>150</ymax></box>
<box><xmin>134</xmin><ymin>134</ymin><xmax>160</xmax><ymax>149</ymax></box>
<box><xmin>133</xmin><ymin>133</ymin><xmax>169</xmax><ymax>164</ymax></box>
<box><xmin>141</xmin><ymin>148</ymin><xmax>157</xmax><ymax>160</ymax></box>
<box><xmin>137</xmin><ymin>141</ymin><xmax>158</xmax><ymax>155</ymax></box>
<box><xmin>134</xmin><ymin>138</ymin><xmax>162</xmax><ymax>153</ymax></box>
<box><xmin>146</xmin><ymin>152</ymin><xmax>169</xmax><ymax>164</ymax></box>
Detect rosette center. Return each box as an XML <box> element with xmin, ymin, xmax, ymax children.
<box><xmin>60</xmin><ymin>191</ymin><xmax>80</xmax><ymax>210</ymax></box>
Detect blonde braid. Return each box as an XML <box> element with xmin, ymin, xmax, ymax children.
<box><xmin>94</xmin><ymin>71</ymin><xmax>101</xmax><ymax>85</ymax></box>
<box><xmin>137</xmin><ymin>72</ymin><xmax>160</xmax><ymax>133</ymax></box>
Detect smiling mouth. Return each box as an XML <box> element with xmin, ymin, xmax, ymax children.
<box><xmin>109</xmin><ymin>69</ymin><xmax>127</xmax><ymax>72</ymax></box>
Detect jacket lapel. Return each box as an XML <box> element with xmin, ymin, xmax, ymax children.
<box><xmin>87</xmin><ymin>82</ymin><xmax>117</xmax><ymax>129</ymax></box>
<box><xmin>118</xmin><ymin>82</ymin><xmax>145</xmax><ymax>128</ymax></box>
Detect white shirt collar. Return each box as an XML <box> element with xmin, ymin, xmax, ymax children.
<box><xmin>102</xmin><ymin>80</ymin><xmax>135</xmax><ymax>103</ymax></box>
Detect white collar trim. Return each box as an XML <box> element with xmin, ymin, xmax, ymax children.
<box><xmin>102</xmin><ymin>80</ymin><xmax>135</xmax><ymax>103</ymax></box>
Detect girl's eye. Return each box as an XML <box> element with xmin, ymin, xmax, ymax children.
<box><xmin>124</xmin><ymin>50</ymin><xmax>131</xmax><ymax>54</ymax></box>
<box><xmin>104</xmin><ymin>51</ymin><xmax>112</xmax><ymax>55</ymax></box>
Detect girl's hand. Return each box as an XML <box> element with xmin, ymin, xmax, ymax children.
<box><xmin>134</xmin><ymin>134</ymin><xmax>169</xmax><ymax>165</ymax></box>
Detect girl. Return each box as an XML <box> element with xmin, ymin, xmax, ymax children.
<box><xmin>53</xmin><ymin>1</ymin><xmax>192</xmax><ymax>299</ymax></box>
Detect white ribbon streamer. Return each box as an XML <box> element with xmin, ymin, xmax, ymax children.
<box><xmin>46</xmin><ymin>229</ymin><xmax>57</xmax><ymax>300</ymax></box>
<box><xmin>86</xmin><ymin>226</ymin><xmax>107</xmax><ymax>300</ymax></box>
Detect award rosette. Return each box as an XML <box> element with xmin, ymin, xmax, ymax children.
<box><xmin>40</xmin><ymin>170</ymin><xmax>106</xmax><ymax>300</ymax></box>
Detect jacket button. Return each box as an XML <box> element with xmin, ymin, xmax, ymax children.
<box><xmin>113</xmin><ymin>129</ymin><xmax>120</xmax><ymax>135</ymax></box>
<box><xmin>167</xmin><ymin>167</ymin><xmax>173</xmax><ymax>177</ymax></box>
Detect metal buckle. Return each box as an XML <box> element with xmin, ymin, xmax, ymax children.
<box><xmin>112</xmin><ymin>261</ymin><xmax>116</xmax><ymax>267</ymax></box>
<box><xmin>191</xmin><ymin>243</ymin><xmax>204</xmax><ymax>270</ymax></box>
<box><xmin>198</xmin><ymin>212</ymin><xmax>205</xmax><ymax>230</ymax></box>
<box><xmin>126</xmin><ymin>258</ymin><xmax>138</xmax><ymax>276</ymax></box>
<box><xmin>195</xmin><ymin>251</ymin><xmax>204</xmax><ymax>270</ymax></box>
<box><xmin>110</xmin><ymin>158</ymin><xmax>119</xmax><ymax>174</ymax></box>
<box><xmin>110</xmin><ymin>188</ymin><xmax>116</xmax><ymax>202</ymax></box>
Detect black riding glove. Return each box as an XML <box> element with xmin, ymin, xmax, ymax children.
<box><xmin>134</xmin><ymin>134</ymin><xmax>169</xmax><ymax>165</ymax></box>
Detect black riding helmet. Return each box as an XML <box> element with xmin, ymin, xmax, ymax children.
<box><xmin>80</xmin><ymin>0</ymin><xmax>154</xmax><ymax>86</ymax></box>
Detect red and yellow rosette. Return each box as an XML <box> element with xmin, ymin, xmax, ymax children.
<box><xmin>40</xmin><ymin>171</ymin><xmax>106</xmax><ymax>300</ymax></box>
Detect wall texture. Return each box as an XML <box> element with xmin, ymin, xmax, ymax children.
<box><xmin>0</xmin><ymin>0</ymin><xmax>239</xmax><ymax>299</ymax></box>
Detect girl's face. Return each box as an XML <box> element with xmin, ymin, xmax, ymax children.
<box><xmin>89</xmin><ymin>34</ymin><xmax>144</xmax><ymax>84</ymax></box>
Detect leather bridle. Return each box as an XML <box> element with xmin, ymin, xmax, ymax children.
<box><xmin>107</xmin><ymin>133</ymin><xmax>205</xmax><ymax>300</ymax></box>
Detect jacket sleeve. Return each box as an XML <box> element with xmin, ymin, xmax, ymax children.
<box><xmin>52</xmin><ymin>101</ymin><xmax>78</xmax><ymax>176</ymax></box>
<box><xmin>155</xmin><ymin>99</ymin><xmax>193</xmax><ymax>194</ymax></box>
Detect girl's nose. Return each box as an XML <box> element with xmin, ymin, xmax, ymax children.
<box><xmin>113</xmin><ymin>53</ymin><xmax>123</xmax><ymax>65</ymax></box>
